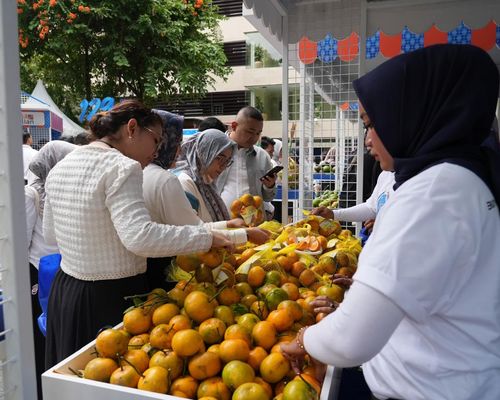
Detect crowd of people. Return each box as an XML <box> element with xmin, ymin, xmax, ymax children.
<box><xmin>20</xmin><ymin>44</ymin><xmax>500</xmax><ymax>400</ymax></box>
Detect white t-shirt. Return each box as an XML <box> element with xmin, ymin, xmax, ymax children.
<box><xmin>23</xmin><ymin>144</ymin><xmax>38</xmax><ymax>181</ymax></box>
<box><xmin>25</xmin><ymin>186</ymin><xmax>58</xmax><ymax>267</ymax></box>
<box><xmin>220</xmin><ymin>148</ymin><xmax>250</xmax><ymax>210</ymax></box>
<box><xmin>334</xmin><ymin>171</ymin><xmax>394</xmax><ymax>222</ymax></box>
<box><xmin>354</xmin><ymin>163</ymin><xmax>500</xmax><ymax>399</ymax></box>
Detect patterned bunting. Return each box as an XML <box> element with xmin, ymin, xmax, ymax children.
<box><xmin>297</xmin><ymin>21</ymin><xmax>499</xmax><ymax>64</ymax></box>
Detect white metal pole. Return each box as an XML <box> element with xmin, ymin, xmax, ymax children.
<box><xmin>281</xmin><ymin>15</ymin><xmax>289</xmax><ymax>224</ymax></box>
<box><xmin>0</xmin><ymin>1</ymin><xmax>38</xmax><ymax>399</ymax></box>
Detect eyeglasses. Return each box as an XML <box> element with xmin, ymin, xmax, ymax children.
<box><xmin>363</xmin><ymin>121</ymin><xmax>375</xmax><ymax>137</ymax></box>
<box><xmin>142</xmin><ymin>126</ymin><xmax>164</xmax><ymax>151</ymax></box>
<box><xmin>214</xmin><ymin>154</ymin><xmax>234</xmax><ymax>168</ymax></box>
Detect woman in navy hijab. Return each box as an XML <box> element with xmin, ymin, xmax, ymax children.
<box><xmin>281</xmin><ymin>45</ymin><xmax>500</xmax><ymax>400</ymax></box>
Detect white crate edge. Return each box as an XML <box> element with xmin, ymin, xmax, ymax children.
<box><xmin>41</xmin><ymin>324</ymin><xmax>338</xmax><ymax>400</ymax></box>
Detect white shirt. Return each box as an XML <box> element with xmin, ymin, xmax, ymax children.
<box><xmin>44</xmin><ymin>145</ymin><xmax>213</xmax><ymax>281</ymax></box>
<box><xmin>220</xmin><ymin>148</ymin><xmax>250</xmax><ymax>210</ymax></box>
<box><xmin>334</xmin><ymin>171</ymin><xmax>394</xmax><ymax>222</ymax></box>
<box><xmin>304</xmin><ymin>163</ymin><xmax>500</xmax><ymax>400</ymax></box>
<box><xmin>23</xmin><ymin>144</ymin><xmax>38</xmax><ymax>181</ymax></box>
<box><xmin>143</xmin><ymin>165</ymin><xmax>247</xmax><ymax>245</ymax></box>
<box><xmin>25</xmin><ymin>186</ymin><xmax>58</xmax><ymax>267</ymax></box>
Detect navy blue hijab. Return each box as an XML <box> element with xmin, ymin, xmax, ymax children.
<box><xmin>152</xmin><ymin>109</ymin><xmax>184</xmax><ymax>169</ymax></box>
<box><xmin>353</xmin><ymin>44</ymin><xmax>500</xmax><ymax>210</ymax></box>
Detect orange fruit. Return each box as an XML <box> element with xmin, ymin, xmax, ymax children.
<box><xmin>110</xmin><ymin>364</ymin><xmax>140</xmax><ymax>387</ymax></box>
<box><xmin>247</xmin><ymin>266</ymin><xmax>266</xmax><ymax>288</ymax></box>
<box><xmin>277</xmin><ymin>300</ymin><xmax>303</xmax><ymax>321</ymax></box>
<box><xmin>265</xmin><ymin>287</ymin><xmax>289</xmax><ymax>310</ymax></box>
<box><xmin>316</xmin><ymin>284</ymin><xmax>344</xmax><ymax>303</ymax></box>
<box><xmin>299</xmin><ymin>269</ymin><xmax>317</xmax><ymax>287</ymax></box>
<box><xmin>168</xmin><ymin>314</ymin><xmax>192</xmax><ymax>332</ymax></box>
<box><xmin>128</xmin><ymin>333</ymin><xmax>150</xmax><ymax>350</ymax></box>
<box><xmin>95</xmin><ymin>329</ymin><xmax>129</xmax><ymax>359</ymax></box>
<box><xmin>281</xmin><ymin>283</ymin><xmax>299</xmax><ymax>301</ymax></box>
<box><xmin>241</xmin><ymin>294</ymin><xmax>258</xmax><ymax>309</ymax></box>
<box><xmin>222</xmin><ymin>360</ymin><xmax>255</xmax><ymax>391</ymax></box>
<box><xmin>149</xmin><ymin>350</ymin><xmax>183</xmax><ymax>380</ymax></box>
<box><xmin>224</xmin><ymin>324</ymin><xmax>251</xmax><ymax>345</ymax></box>
<box><xmin>188</xmin><ymin>351</ymin><xmax>222</xmax><ymax>380</ymax></box>
<box><xmin>167</xmin><ymin>287</ymin><xmax>187</xmax><ymax>308</ymax></box>
<box><xmin>267</xmin><ymin>309</ymin><xmax>294</xmax><ymax>332</ymax></box>
<box><xmin>247</xmin><ymin>346</ymin><xmax>268</xmax><ymax>371</ymax></box>
<box><xmin>291</xmin><ymin>261</ymin><xmax>306</xmax><ymax>278</ymax></box>
<box><xmin>239</xmin><ymin>248</ymin><xmax>257</xmax><ymax>265</ymax></box>
<box><xmin>197</xmin><ymin>377</ymin><xmax>231</xmax><ymax>400</ymax></box>
<box><xmin>171</xmin><ymin>329</ymin><xmax>204</xmax><ymax>357</ymax></box>
<box><xmin>253</xmin><ymin>196</ymin><xmax>263</xmax><ymax>208</ymax></box>
<box><xmin>286</xmin><ymin>251</ymin><xmax>299</xmax><ymax>264</ymax></box>
<box><xmin>198</xmin><ymin>249</ymin><xmax>224</xmax><ymax>269</ymax></box>
<box><xmin>250</xmin><ymin>300</ymin><xmax>269</xmax><ymax>320</ymax></box>
<box><xmin>170</xmin><ymin>375</ymin><xmax>199</xmax><ymax>398</ymax></box>
<box><xmin>176</xmin><ymin>254</ymin><xmax>201</xmax><ymax>272</ymax></box>
<box><xmin>235</xmin><ymin>282</ymin><xmax>254</xmax><ymax>297</ymax></box>
<box><xmin>207</xmin><ymin>344</ymin><xmax>220</xmax><ymax>356</ymax></box>
<box><xmin>83</xmin><ymin>357</ymin><xmax>118</xmax><ymax>382</ymax></box>
<box><xmin>237</xmin><ymin>313</ymin><xmax>261</xmax><ymax>333</ymax></box>
<box><xmin>274</xmin><ymin>380</ymin><xmax>286</xmax><ymax>396</ymax></box>
<box><xmin>219</xmin><ymin>339</ymin><xmax>250</xmax><ymax>363</ymax></box>
<box><xmin>214</xmin><ymin>305</ymin><xmax>235</xmax><ymax>326</ymax></box>
<box><xmin>231</xmin><ymin>199</ymin><xmax>244</xmax><ymax>214</ymax></box>
<box><xmin>123</xmin><ymin>307</ymin><xmax>152</xmax><ymax>335</ymax></box>
<box><xmin>259</xmin><ymin>353</ymin><xmax>290</xmax><ymax>384</ymax></box>
<box><xmin>283</xmin><ymin>378</ymin><xmax>319</xmax><ymax>399</ymax></box>
<box><xmin>240</xmin><ymin>193</ymin><xmax>255</xmax><ymax>207</ymax></box>
<box><xmin>277</xmin><ymin>331</ymin><xmax>296</xmax><ymax>343</ymax></box>
<box><xmin>175</xmin><ymin>279</ymin><xmax>196</xmax><ymax>293</ymax></box>
<box><xmin>309</xmin><ymin>281</ymin><xmax>324</xmax><ymax>292</ymax></box>
<box><xmin>254</xmin><ymin>376</ymin><xmax>273</xmax><ymax>398</ymax></box>
<box><xmin>337</xmin><ymin>266</ymin><xmax>355</xmax><ymax>277</ymax></box>
<box><xmin>317</xmin><ymin>257</ymin><xmax>337</xmax><ymax>274</ymax></box>
<box><xmin>152</xmin><ymin>303</ymin><xmax>180</xmax><ymax>326</ymax></box>
<box><xmin>317</xmin><ymin>235</ymin><xmax>328</xmax><ymax>250</ymax></box>
<box><xmin>149</xmin><ymin>323</ymin><xmax>174</xmax><ymax>350</ymax></box>
<box><xmin>233</xmin><ymin>382</ymin><xmax>271</xmax><ymax>400</ymax></box>
<box><xmin>121</xmin><ymin>349</ymin><xmax>150</xmax><ymax>373</ymax></box>
<box><xmin>184</xmin><ymin>290</ymin><xmax>217</xmax><ymax>323</ymax></box>
<box><xmin>217</xmin><ymin>287</ymin><xmax>241</xmax><ymax>306</ymax></box>
<box><xmin>137</xmin><ymin>366</ymin><xmax>169</xmax><ymax>394</ymax></box>
<box><xmin>276</xmin><ymin>255</ymin><xmax>293</xmax><ymax>272</ymax></box>
<box><xmin>199</xmin><ymin>318</ymin><xmax>226</xmax><ymax>344</ymax></box>
<box><xmin>252</xmin><ymin>321</ymin><xmax>277</xmax><ymax>350</ymax></box>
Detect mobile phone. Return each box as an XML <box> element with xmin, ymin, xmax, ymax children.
<box><xmin>261</xmin><ymin>165</ymin><xmax>284</xmax><ymax>180</ymax></box>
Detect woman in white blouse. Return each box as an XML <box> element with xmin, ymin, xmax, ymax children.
<box><xmin>43</xmin><ymin>100</ymin><xmax>232</xmax><ymax>367</ymax></box>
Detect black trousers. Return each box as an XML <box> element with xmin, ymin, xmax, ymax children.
<box><xmin>338</xmin><ymin>367</ymin><xmax>402</xmax><ymax>400</ymax></box>
<box><xmin>30</xmin><ymin>263</ymin><xmax>45</xmax><ymax>400</ymax></box>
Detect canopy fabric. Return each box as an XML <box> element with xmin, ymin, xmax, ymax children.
<box><xmin>22</xmin><ymin>80</ymin><xmax>84</xmax><ymax>136</ymax></box>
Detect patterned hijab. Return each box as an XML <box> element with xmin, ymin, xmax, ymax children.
<box><xmin>177</xmin><ymin>129</ymin><xmax>235</xmax><ymax>221</ymax></box>
<box><xmin>29</xmin><ymin>140</ymin><xmax>77</xmax><ymax>216</ymax></box>
<box><xmin>353</xmin><ymin>44</ymin><xmax>500</xmax><ymax>209</ymax></box>
<box><xmin>151</xmin><ymin>109</ymin><xmax>184</xmax><ymax>169</ymax></box>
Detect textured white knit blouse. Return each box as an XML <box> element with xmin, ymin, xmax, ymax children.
<box><xmin>43</xmin><ymin>145</ymin><xmax>212</xmax><ymax>281</ymax></box>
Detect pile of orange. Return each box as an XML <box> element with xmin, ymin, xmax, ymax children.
<box><xmin>81</xmin><ymin>215</ymin><xmax>361</xmax><ymax>399</ymax></box>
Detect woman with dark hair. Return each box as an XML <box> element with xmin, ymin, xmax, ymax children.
<box><xmin>281</xmin><ymin>45</ymin><xmax>500</xmax><ymax>399</ymax></box>
<box><xmin>43</xmin><ymin>100</ymin><xmax>232</xmax><ymax>367</ymax></box>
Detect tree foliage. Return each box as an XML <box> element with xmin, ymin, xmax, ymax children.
<box><xmin>18</xmin><ymin>0</ymin><xmax>230</xmax><ymax>119</ymax></box>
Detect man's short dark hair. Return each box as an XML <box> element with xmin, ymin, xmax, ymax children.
<box><xmin>23</xmin><ymin>132</ymin><xmax>31</xmax><ymax>144</ymax></box>
<box><xmin>74</xmin><ymin>132</ymin><xmax>91</xmax><ymax>145</ymax></box>
<box><xmin>260</xmin><ymin>136</ymin><xmax>275</xmax><ymax>149</ymax></box>
<box><xmin>198</xmin><ymin>117</ymin><xmax>226</xmax><ymax>132</ymax></box>
<box><xmin>238</xmin><ymin>106</ymin><xmax>263</xmax><ymax>122</ymax></box>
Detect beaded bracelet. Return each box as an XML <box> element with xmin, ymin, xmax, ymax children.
<box><xmin>296</xmin><ymin>326</ymin><xmax>308</xmax><ymax>351</ymax></box>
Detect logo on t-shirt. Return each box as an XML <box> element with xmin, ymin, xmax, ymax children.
<box><xmin>376</xmin><ymin>192</ymin><xmax>388</xmax><ymax>214</ymax></box>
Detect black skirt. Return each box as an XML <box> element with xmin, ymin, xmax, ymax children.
<box><xmin>45</xmin><ymin>269</ymin><xmax>148</xmax><ymax>369</ymax></box>
<box><xmin>146</xmin><ymin>257</ymin><xmax>177</xmax><ymax>292</ymax></box>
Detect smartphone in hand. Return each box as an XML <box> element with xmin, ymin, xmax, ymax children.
<box><xmin>261</xmin><ymin>165</ymin><xmax>284</xmax><ymax>180</ymax></box>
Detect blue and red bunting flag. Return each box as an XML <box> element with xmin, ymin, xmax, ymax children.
<box><xmin>299</xmin><ymin>20</ymin><xmax>499</xmax><ymax>64</ymax></box>
<box><xmin>340</xmin><ymin>102</ymin><xmax>359</xmax><ymax>111</ymax></box>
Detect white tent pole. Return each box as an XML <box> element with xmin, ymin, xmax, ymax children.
<box><xmin>0</xmin><ymin>2</ymin><xmax>37</xmax><ymax>399</ymax></box>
